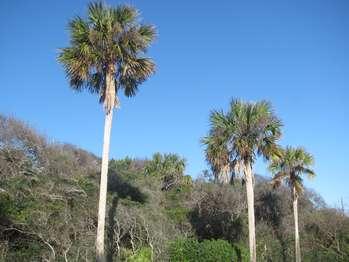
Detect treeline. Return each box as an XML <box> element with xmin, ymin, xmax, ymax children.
<box><xmin>0</xmin><ymin>114</ymin><xmax>348</xmax><ymax>261</ymax></box>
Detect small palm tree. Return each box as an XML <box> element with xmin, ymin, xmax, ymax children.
<box><xmin>203</xmin><ymin>99</ymin><xmax>282</xmax><ymax>262</ymax></box>
<box><xmin>269</xmin><ymin>147</ymin><xmax>315</xmax><ymax>262</ymax></box>
<box><xmin>58</xmin><ymin>2</ymin><xmax>155</xmax><ymax>261</ymax></box>
<box><xmin>145</xmin><ymin>153</ymin><xmax>186</xmax><ymax>190</ymax></box>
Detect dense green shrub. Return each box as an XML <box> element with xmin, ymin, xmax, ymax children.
<box><xmin>199</xmin><ymin>239</ymin><xmax>236</xmax><ymax>261</ymax></box>
<box><xmin>169</xmin><ymin>238</ymin><xmax>200</xmax><ymax>261</ymax></box>
<box><xmin>168</xmin><ymin>238</ymin><xmax>248</xmax><ymax>262</ymax></box>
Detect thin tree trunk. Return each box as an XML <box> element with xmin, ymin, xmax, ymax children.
<box><xmin>293</xmin><ymin>187</ymin><xmax>301</xmax><ymax>262</ymax></box>
<box><xmin>96</xmin><ymin>110</ymin><xmax>113</xmax><ymax>262</ymax></box>
<box><xmin>245</xmin><ymin>162</ymin><xmax>256</xmax><ymax>262</ymax></box>
<box><xmin>96</xmin><ymin>65</ymin><xmax>116</xmax><ymax>262</ymax></box>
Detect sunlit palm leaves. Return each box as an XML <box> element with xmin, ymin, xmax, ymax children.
<box><xmin>203</xmin><ymin>99</ymin><xmax>283</xmax><ymax>182</ymax></box>
<box><xmin>202</xmin><ymin>127</ymin><xmax>231</xmax><ymax>183</ymax></box>
<box><xmin>145</xmin><ymin>153</ymin><xmax>186</xmax><ymax>190</ymax></box>
<box><xmin>270</xmin><ymin>147</ymin><xmax>315</xmax><ymax>195</ymax></box>
<box><xmin>58</xmin><ymin>2</ymin><xmax>156</xmax><ymax>109</ymax></box>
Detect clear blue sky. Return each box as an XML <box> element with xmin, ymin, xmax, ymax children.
<box><xmin>1</xmin><ymin>0</ymin><xmax>348</xmax><ymax>206</ymax></box>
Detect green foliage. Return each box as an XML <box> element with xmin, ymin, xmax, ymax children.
<box><xmin>199</xmin><ymin>239</ymin><xmax>237</xmax><ymax>261</ymax></box>
<box><xmin>1</xmin><ymin>114</ymin><xmax>349</xmax><ymax>261</ymax></box>
<box><xmin>201</xmin><ymin>128</ymin><xmax>230</xmax><ymax>183</ymax></box>
<box><xmin>166</xmin><ymin>206</ymin><xmax>189</xmax><ymax>224</ymax></box>
<box><xmin>109</xmin><ymin>157</ymin><xmax>134</xmax><ymax>172</ymax></box>
<box><xmin>270</xmin><ymin>146</ymin><xmax>315</xmax><ymax>195</ymax></box>
<box><xmin>127</xmin><ymin>247</ymin><xmax>152</xmax><ymax>262</ymax></box>
<box><xmin>57</xmin><ymin>1</ymin><xmax>156</xmax><ymax>110</ymax></box>
<box><xmin>203</xmin><ymin>99</ymin><xmax>283</xmax><ymax>182</ymax></box>
<box><xmin>163</xmin><ymin>184</ymin><xmax>192</xmax><ymax>225</ymax></box>
<box><xmin>234</xmin><ymin>243</ymin><xmax>250</xmax><ymax>262</ymax></box>
<box><xmin>145</xmin><ymin>153</ymin><xmax>188</xmax><ymax>190</ymax></box>
<box><xmin>168</xmin><ymin>238</ymin><xmax>248</xmax><ymax>262</ymax></box>
<box><xmin>145</xmin><ymin>153</ymin><xmax>186</xmax><ymax>178</ymax></box>
<box><xmin>168</xmin><ymin>238</ymin><xmax>200</xmax><ymax>261</ymax></box>
<box><xmin>77</xmin><ymin>175</ymin><xmax>98</xmax><ymax>195</ymax></box>
<box><xmin>4</xmin><ymin>240</ymin><xmax>44</xmax><ymax>261</ymax></box>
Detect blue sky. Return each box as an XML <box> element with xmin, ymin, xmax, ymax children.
<box><xmin>1</xmin><ymin>0</ymin><xmax>348</xmax><ymax>206</ymax></box>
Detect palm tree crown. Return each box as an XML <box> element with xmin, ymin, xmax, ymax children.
<box><xmin>202</xmin><ymin>128</ymin><xmax>231</xmax><ymax>183</ymax></box>
<box><xmin>204</xmin><ymin>99</ymin><xmax>282</xmax><ymax>176</ymax></box>
<box><xmin>58</xmin><ymin>2</ymin><xmax>156</xmax><ymax>112</ymax></box>
<box><xmin>270</xmin><ymin>147</ymin><xmax>315</xmax><ymax>195</ymax></box>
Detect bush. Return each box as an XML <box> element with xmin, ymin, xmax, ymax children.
<box><xmin>169</xmin><ymin>238</ymin><xmax>248</xmax><ymax>262</ymax></box>
<box><xmin>199</xmin><ymin>239</ymin><xmax>236</xmax><ymax>261</ymax></box>
<box><xmin>169</xmin><ymin>238</ymin><xmax>200</xmax><ymax>261</ymax></box>
<box><xmin>127</xmin><ymin>247</ymin><xmax>152</xmax><ymax>262</ymax></box>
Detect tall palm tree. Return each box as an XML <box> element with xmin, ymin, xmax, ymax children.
<box><xmin>269</xmin><ymin>147</ymin><xmax>315</xmax><ymax>262</ymax></box>
<box><xmin>203</xmin><ymin>99</ymin><xmax>282</xmax><ymax>262</ymax></box>
<box><xmin>58</xmin><ymin>2</ymin><xmax>155</xmax><ymax>261</ymax></box>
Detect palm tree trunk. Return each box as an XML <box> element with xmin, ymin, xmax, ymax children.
<box><xmin>96</xmin><ymin>110</ymin><xmax>113</xmax><ymax>262</ymax></box>
<box><xmin>96</xmin><ymin>65</ymin><xmax>116</xmax><ymax>262</ymax></box>
<box><xmin>217</xmin><ymin>165</ymin><xmax>230</xmax><ymax>184</ymax></box>
<box><xmin>245</xmin><ymin>162</ymin><xmax>256</xmax><ymax>262</ymax></box>
<box><xmin>293</xmin><ymin>187</ymin><xmax>301</xmax><ymax>262</ymax></box>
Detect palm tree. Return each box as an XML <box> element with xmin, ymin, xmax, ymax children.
<box><xmin>58</xmin><ymin>2</ymin><xmax>156</xmax><ymax>261</ymax></box>
<box><xmin>145</xmin><ymin>153</ymin><xmax>186</xmax><ymax>190</ymax></box>
<box><xmin>269</xmin><ymin>147</ymin><xmax>315</xmax><ymax>262</ymax></box>
<box><xmin>203</xmin><ymin>99</ymin><xmax>282</xmax><ymax>262</ymax></box>
<box><xmin>202</xmin><ymin>128</ymin><xmax>231</xmax><ymax>184</ymax></box>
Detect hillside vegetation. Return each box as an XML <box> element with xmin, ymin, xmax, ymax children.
<box><xmin>0</xmin><ymin>115</ymin><xmax>348</xmax><ymax>261</ymax></box>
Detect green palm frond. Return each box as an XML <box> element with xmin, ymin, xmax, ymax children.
<box><xmin>210</xmin><ymin>110</ymin><xmax>231</xmax><ymax>130</ymax></box>
<box><xmin>269</xmin><ymin>146</ymin><xmax>316</xmax><ymax>195</ymax></box>
<box><xmin>58</xmin><ymin>1</ymin><xmax>156</xmax><ymax>108</ymax></box>
<box><xmin>138</xmin><ymin>25</ymin><xmax>157</xmax><ymax>45</ymax></box>
<box><xmin>119</xmin><ymin>57</ymin><xmax>155</xmax><ymax>97</ymax></box>
<box><xmin>69</xmin><ymin>17</ymin><xmax>91</xmax><ymax>46</ymax></box>
<box><xmin>202</xmin><ymin>98</ymin><xmax>283</xmax><ymax>182</ymax></box>
<box><xmin>202</xmin><ymin>127</ymin><xmax>230</xmax><ymax>178</ymax></box>
<box><xmin>228</xmin><ymin>99</ymin><xmax>282</xmax><ymax>163</ymax></box>
<box><xmin>112</xmin><ymin>5</ymin><xmax>138</xmax><ymax>26</ymax></box>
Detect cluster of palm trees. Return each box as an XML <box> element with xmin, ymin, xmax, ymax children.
<box><xmin>202</xmin><ymin>100</ymin><xmax>315</xmax><ymax>262</ymax></box>
<box><xmin>58</xmin><ymin>2</ymin><xmax>316</xmax><ymax>262</ymax></box>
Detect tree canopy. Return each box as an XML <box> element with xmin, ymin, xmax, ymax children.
<box><xmin>58</xmin><ymin>2</ymin><xmax>156</xmax><ymax>111</ymax></box>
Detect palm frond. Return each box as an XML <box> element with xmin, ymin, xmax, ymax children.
<box><xmin>271</xmin><ymin>171</ymin><xmax>287</xmax><ymax>189</ymax></box>
<box><xmin>298</xmin><ymin>167</ymin><xmax>316</xmax><ymax>179</ymax></box>
<box><xmin>58</xmin><ymin>1</ymin><xmax>156</xmax><ymax>109</ymax></box>
<box><xmin>119</xmin><ymin>57</ymin><xmax>155</xmax><ymax>97</ymax></box>
<box><xmin>88</xmin><ymin>2</ymin><xmax>107</xmax><ymax>27</ymax></box>
<box><xmin>113</xmin><ymin>5</ymin><xmax>138</xmax><ymax>26</ymax></box>
<box><xmin>202</xmin><ymin>98</ymin><xmax>283</xmax><ymax>184</ymax></box>
<box><xmin>138</xmin><ymin>24</ymin><xmax>157</xmax><ymax>45</ymax></box>
<box><xmin>69</xmin><ymin>16</ymin><xmax>90</xmax><ymax>46</ymax></box>
<box><xmin>269</xmin><ymin>146</ymin><xmax>315</xmax><ymax>195</ymax></box>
